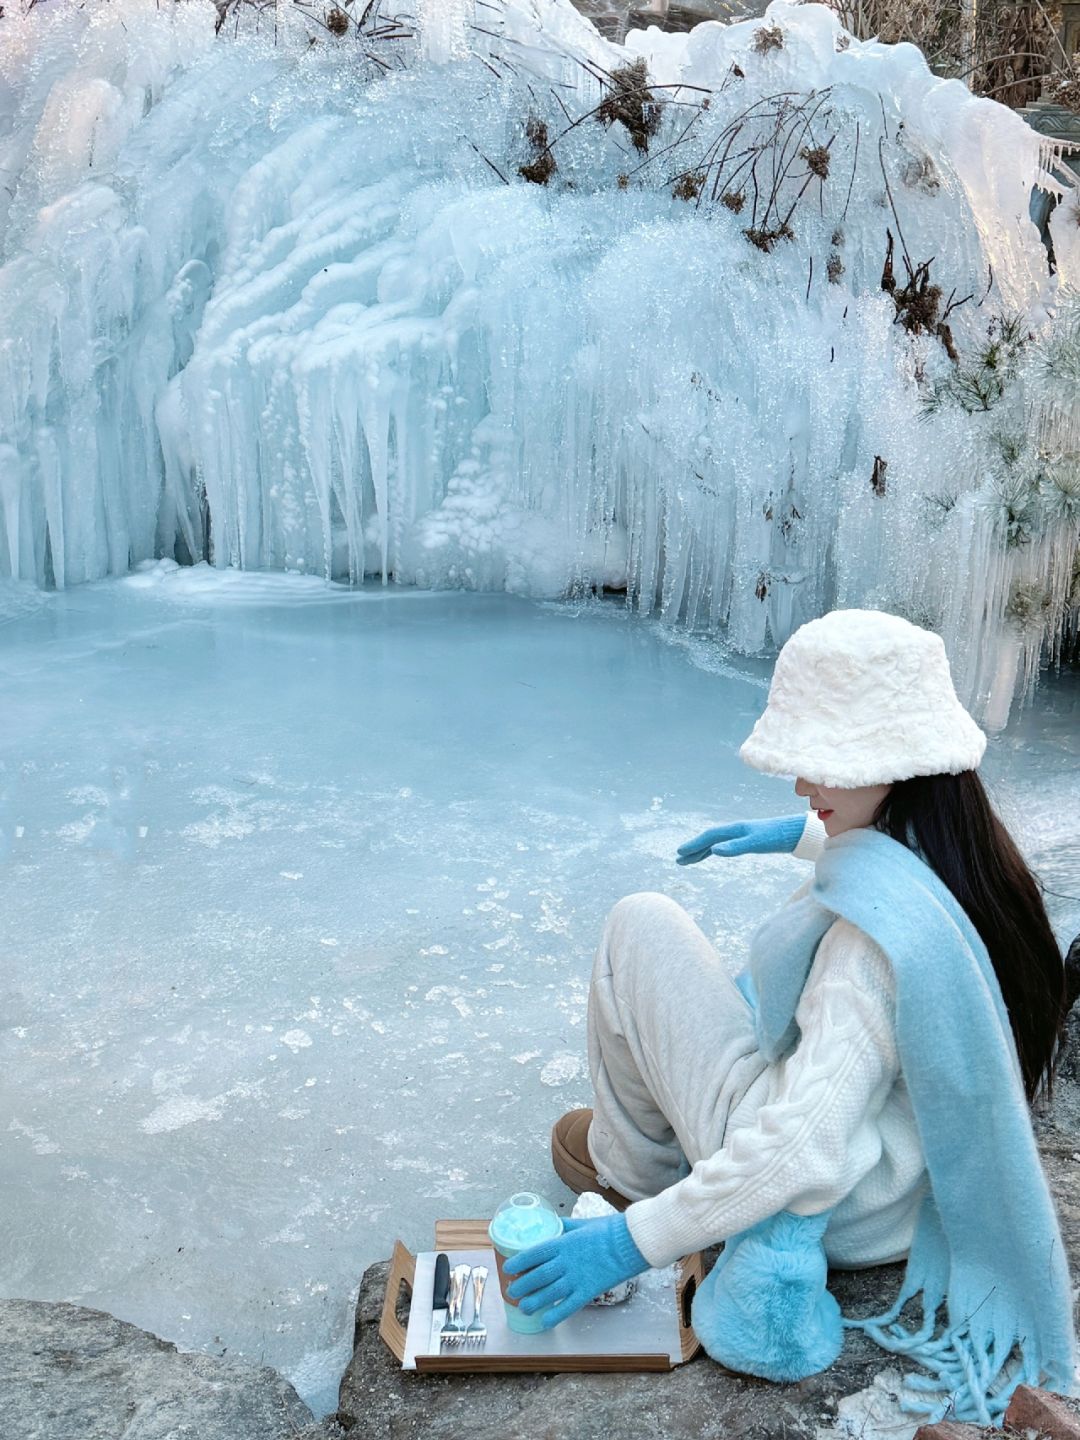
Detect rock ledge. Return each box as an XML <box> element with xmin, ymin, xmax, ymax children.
<box><xmin>0</xmin><ymin>1298</ymin><xmax>331</xmax><ymax>1440</ymax></box>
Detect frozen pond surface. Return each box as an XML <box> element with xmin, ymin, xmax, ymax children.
<box><xmin>2</xmin><ymin>571</ymin><xmax>1078</xmax><ymax>1416</ymax></box>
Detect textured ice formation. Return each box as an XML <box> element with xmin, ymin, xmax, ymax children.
<box><xmin>0</xmin><ymin>0</ymin><xmax>1076</xmax><ymax>720</ymax></box>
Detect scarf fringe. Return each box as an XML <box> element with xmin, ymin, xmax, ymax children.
<box><xmin>846</xmin><ymin>1305</ymin><xmax>1041</xmax><ymax>1426</ymax></box>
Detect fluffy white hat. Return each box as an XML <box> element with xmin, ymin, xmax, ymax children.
<box><xmin>739</xmin><ymin>609</ymin><xmax>986</xmax><ymax>788</ymax></box>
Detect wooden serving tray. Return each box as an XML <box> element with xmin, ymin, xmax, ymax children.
<box><xmin>379</xmin><ymin>1218</ymin><xmax>704</xmax><ymax>1373</ymax></box>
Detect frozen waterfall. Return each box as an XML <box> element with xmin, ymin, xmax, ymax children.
<box><xmin>0</xmin><ymin>0</ymin><xmax>1077</xmax><ymax>723</ymax></box>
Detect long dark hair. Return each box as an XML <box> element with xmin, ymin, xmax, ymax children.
<box><xmin>872</xmin><ymin>771</ymin><xmax>1066</xmax><ymax>1102</ymax></box>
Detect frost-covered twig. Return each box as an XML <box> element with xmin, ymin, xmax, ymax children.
<box><xmin>465</xmin><ymin>138</ymin><xmax>510</xmax><ymax>184</ymax></box>
<box><xmin>878</xmin><ymin>134</ymin><xmax>912</xmax><ymax>270</ymax></box>
<box><xmin>841</xmin><ymin>118</ymin><xmax>860</xmax><ymax>222</ymax></box>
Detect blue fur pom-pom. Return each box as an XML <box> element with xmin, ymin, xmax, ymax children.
<box><xmin>692</xmin><ymin>1210</ymin><xmax>843</xmax><ymax>1382</ymax></box>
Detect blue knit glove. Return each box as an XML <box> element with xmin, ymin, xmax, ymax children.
<box><xmin>676</xmin><ymin>814</ymin><xmax>807</xmax><ymax>865</ymax></box>
<box><xmin>503</xmin><ymin>1215</ymin><xmax>649</xmax><ymax>1329</ymax></box>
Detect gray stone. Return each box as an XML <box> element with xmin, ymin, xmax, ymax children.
<box><xmin>0</xmin><ymin>1299</ymin><xmax>332</xmax><ymax>1440</ymax></box>
<box><xmin>337</xmin><ymin>1116</ymin><xmax>1080</xmax><ymax>1440</ymax></box>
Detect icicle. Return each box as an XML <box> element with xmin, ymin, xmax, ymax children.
<box><xmin>0</xmin><ymin>443</ymin><xmax>23</xmax><ymax>579</ymax></box>
<box><xmin>985</xmin><ymin>628</ymin><xmax>1022</xmax><ymax>734</ymax></box>
<box><xmin>1037</xmin><ymin>137</ymin><xmax>1067</xmax><ymax>197</ymax></box>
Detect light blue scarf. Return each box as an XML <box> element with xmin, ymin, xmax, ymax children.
<box><xmin>744</xmin><ymin>827</ymin><xmax>1077</xmax><ymax>1423</ymax></box>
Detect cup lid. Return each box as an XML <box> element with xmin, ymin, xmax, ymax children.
<box><xmin>489</xmin><ymin>1191</ymin><xmax>562</xmax><ymax>1247</ymax></box>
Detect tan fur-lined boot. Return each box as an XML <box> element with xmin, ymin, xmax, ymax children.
<box><xmin>551</xmin><ymin>1109</ymin><xmax>631</xmax><ymax>1211</ymax></box>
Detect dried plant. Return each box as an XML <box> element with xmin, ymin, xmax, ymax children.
<box><xmin>825</xmin><ymin>0</ymin><xmax>1067</xmax><ymax>111</ymax></box>
<box><xmin>519</xmin><ymin>117</ymin><xmax>557</xmax><ymax>186</ymax></box>
<box><xmin>596</xmin><ymin>59</ymin><xmax>662</xmax><ymax>153</ymax></box>
<box><xmin>1052</xmin><ymin>64</ymin><xmax>1080</xmax><ymax>111</ymax></box>
<box><xmin>871</xmin><ymin>455</ymin><xmax>888</xmax><ymax>497</ymax></box>
<box><xmin>882</xmin><ymin>230</ymin><xmax>946</xmax><ymax>334</ymax></box>
<box><xmin>513</xmin><ymin>56</ymin><xmax>664</xmax><ymax>184</ymax></box>
<box><xmin>972</xmin><ymin>1</ymin><xmax>1065</xmax><ymax>109</ymax></box>
<box><xmin>881</xmin><ymin>233</ymin><xmax>967</xmax><ymax>360</ymax></box>
<box><xmin>826</xmin><ymin>0</ymin><xmax>965</xmax><ymax>64</ymax></box>
<box><xmin>752</xmin><ymin>23</ymin><xmax>785</xmax><ymax>55</ymax></box>
<box><xmin>673</xmin><ymin>170</ymin><xmax>706</xmax><ymax>201</ymax></box>
<box><xmin>800</xmin><ymin>145</ymin><xmax>831</xmax><ymax>179</ymax></box>
<box><xmin>664</xmin><ymin>88</ymin><xmax>836</xmax><ymax>250</ymax></box>
<box><xmin>213</xmin><ymin>0</ymin><xmax>414</xmax><ymax>61</ymax></box>
<box><xmin>745</xmin><ymin>222</ymin><xmax>794</xmax><ymax>251</ymax></box>
<box><xmin>879</xmin><ymin>127</ymin><xmax>973</xmax><ymax>361</ymax></box>
<box><xmin>777</xmin><ymin>499</ymin><xmax>803</xmax><ymax>539</ymax></box>
<box><xmin>827</xmin><ymin>251</ymin><xmax>845</xmax><ymax>283</ymax></box>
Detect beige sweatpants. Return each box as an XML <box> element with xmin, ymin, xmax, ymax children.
<box><xmin>585</xmin><ymin>890</ymin><xmax>770</xmax><ymax>1201</ymax></box>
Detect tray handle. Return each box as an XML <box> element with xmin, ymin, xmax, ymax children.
<box><xmin>378</xmin><ymin>1239</ymin><xmax>416</xmax><ymax>1363</ymax></box>
<box><xmin>676</xmin><ymin>1251</ymin><xmax>704</xmax><ymax>1363</ymax></box>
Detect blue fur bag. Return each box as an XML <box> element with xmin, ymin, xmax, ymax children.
<box><xmin>692</xmin><ymin>1210</ymin><xmax>842</xmax><ymax>1382</ymax></box>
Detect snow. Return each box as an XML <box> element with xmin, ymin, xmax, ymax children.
<box><xmin>571</xmin><ymin>1190</ymin><xmax>617</xmax><ymax>1221</ymax></box>
<box><xmin>0</xmin><ymin>578</ymin><xmax>1077</xmax><ymax>1416</ymax></box>
<box><xmin>815</xmin><ymin>1368</ymin><xmax>918</xmax><ymax>1440</ymax></box>
<box><xmin>0</xmin><ymin>0</ymin><xmax>1075</xmax><ymax>723</ymax></box>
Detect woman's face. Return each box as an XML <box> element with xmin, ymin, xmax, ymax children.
<box><xmin>794</xmin><ymin>777</ymin><xmax>892</xmax><ymax>837</ymax></box>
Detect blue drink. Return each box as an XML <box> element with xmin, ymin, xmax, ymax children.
<box><xmin>488</xmin><ymin>1191</ymin><xmax>564</xmax><ymax>1334</ymax></box>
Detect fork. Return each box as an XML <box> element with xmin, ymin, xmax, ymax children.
<box><xmin>440</xmin><ymin>1263</ymin><xmax>471</xmax><ymax>1348</ymax></box>
<box><xmin>464</xmin><ymin>1265</ymin><xmax>488</xmax><ymax>1348</ymax></box>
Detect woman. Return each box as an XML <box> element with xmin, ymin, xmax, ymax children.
<box><xmin>503</xmin><ymin>608</ymin><xmax>1076</xmax><ymax>1424</ymax></box>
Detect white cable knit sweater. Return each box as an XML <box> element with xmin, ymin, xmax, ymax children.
<box><xmin>625</xmin><ymin>813</ymin><xmax>928</xmax><ymax>1272</ymax></box>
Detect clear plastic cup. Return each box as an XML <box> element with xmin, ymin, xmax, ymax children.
<box><xmin>487</xmin><ymin>1191</ymin><xmax>564</xmax><ymax>1334</ymax></box>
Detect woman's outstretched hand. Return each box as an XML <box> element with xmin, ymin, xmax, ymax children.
<box><xmin>503</xmin><ymin>1214</ymin><xmax>649</xmax><ymax>1329</ymax></box>
<box><xmin>676</xmin><ymin>814</ymin><xmax>808</xmax><ymax>865</ymax></box>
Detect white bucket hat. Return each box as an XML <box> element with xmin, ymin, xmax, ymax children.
<box><xmin>739</xmin><ymin>609</ymin><xmax>986</xmax><ymax>788</ymax></box>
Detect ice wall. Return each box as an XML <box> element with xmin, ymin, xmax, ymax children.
<box><xmin>0</xmin><ymin>0</ymin><xmax>1076</xmax><ymax>719</ymax></box>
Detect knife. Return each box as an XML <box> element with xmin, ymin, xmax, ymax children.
<box><xmin>428</xmin><ymin>1252</ymin><xmax>451</xmax><ymax>1354</ymax></box>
